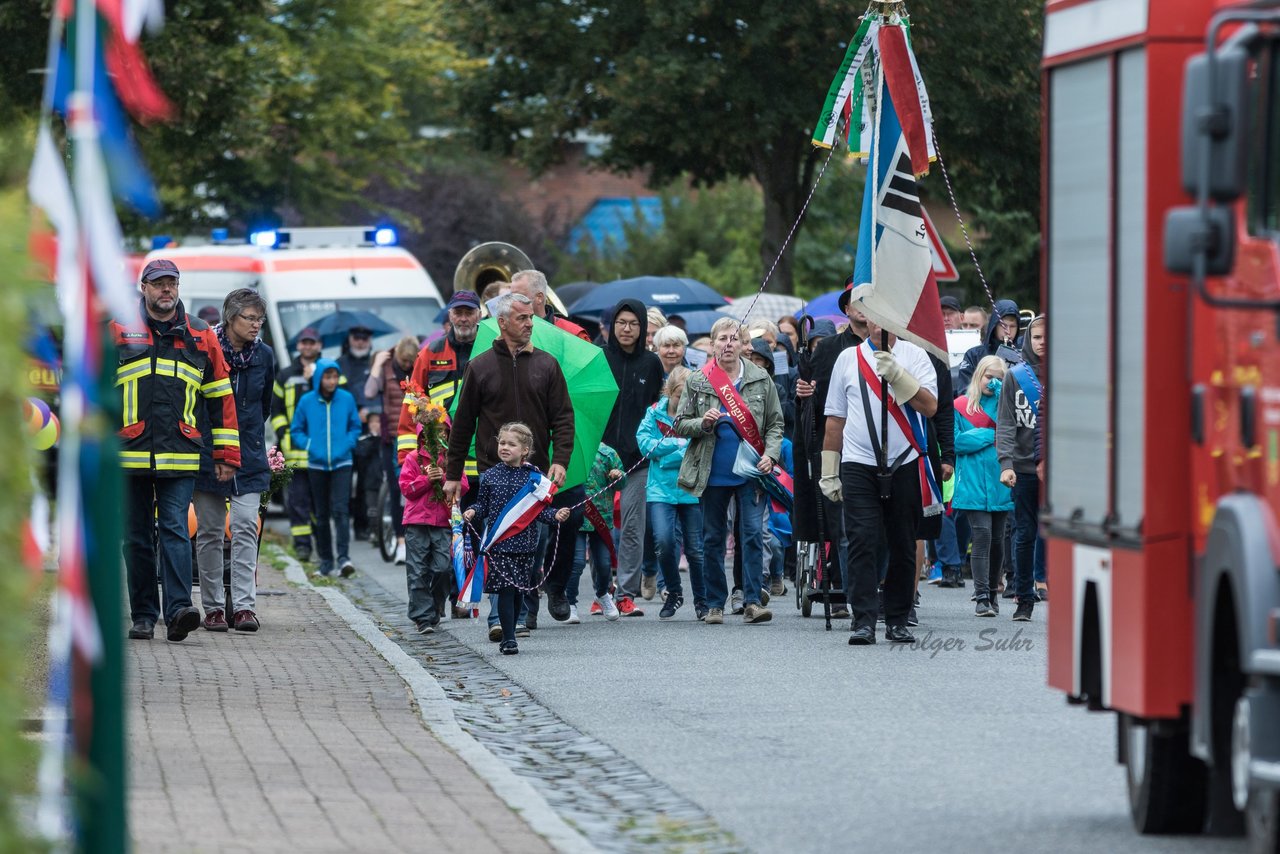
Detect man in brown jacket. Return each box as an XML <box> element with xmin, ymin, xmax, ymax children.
<box><xmin>443</xmin><ymin>292</ymin><xmax>577</xmax><ymax>620</ymax></box>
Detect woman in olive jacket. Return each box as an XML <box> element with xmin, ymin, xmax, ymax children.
<box><xmin>674</xmin><ymin>316</ymin><xmax>783</xmax><ymax>625</ymax></box>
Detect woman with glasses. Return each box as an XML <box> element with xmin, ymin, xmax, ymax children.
<box><xmin>193</xmin><ymin>288</ymin><xmax>276</xmax><ymax>633</ymax></box>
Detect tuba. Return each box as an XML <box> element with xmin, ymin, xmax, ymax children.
<box><xmin>452</xmin><ymin>242</ymin><xmax>568</xmax><ymax>317</ymax></box>
<box><xmin>453</xmin><ymin>242</ymin><xmax>535</xmax><ymax>296</ymax></box>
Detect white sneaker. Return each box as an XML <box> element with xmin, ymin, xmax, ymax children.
<box><xmin>567</xmin><ymin>604</ymin><xmax>580</xmax><ymax>624</ymax></box>
<box><xmin>394</xmin><ymin>542</ymin><xmax>406</xmax><ymax>565</ymax></box>
<box><xmin>599</xmin><ymin>593</ymin><xmax>620</xmax><ymax>621</ymax></box>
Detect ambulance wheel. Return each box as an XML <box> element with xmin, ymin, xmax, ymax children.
<box><xmin>1124</xmin><ymin>714</ymin><xmax>1207</xmax><ymax>834</ymax></box>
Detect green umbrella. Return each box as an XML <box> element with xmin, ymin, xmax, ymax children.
<box><xmin>454</xmin><ymin>317</ymin><xmax>618</xmax><ymax>490</ymax></box>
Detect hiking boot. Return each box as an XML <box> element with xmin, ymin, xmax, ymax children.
<box><xmin>166</xmin><ymin>606</ymin><xmax>201</xmax><ymax>642</ymax></box>
<box><xmin>641</xmin><ymin>574</ymin><xmax>658</xmax><ymax>601</ymax></box>
<box><xmin>566</xmin><ymin>604</ymin><xmax>581</xmax><ymax>624</ymax></box>
<box><xmin>1012</xmin><ymin>602</ymin><xmax>1034</xmax><ymax>622</ymax></box>
<box><xmin>744</xmin><ymin>603</ymin><xmax>772</xmax><ymax>624</ymax></box>
<box><xmin>659</xmin><ymin>595</ymin><xmax>683</xmax><ymax>621</ymax></box>
<box><xmin>730</xmin><ymin>589</ymin><xmax>744</xmax><ymax>614</ymax></box>
<box><xmin>704</xmin><ymin>608</ymin><xmax>725</xmax><ymax>625</ymax></box>
<box><xmin>598</xmin><ymin>593</ymin><xmax>620</xmax><ymax>621</ymax></box>
<box><xmin>617</xmin><ymin>595</ymin><xmax>643</xmax><ymax>617</ymax></box>
<box><xmin>203</xmin><ymin>609</ymin><xmax>229</xmax><ymax>632</ymax></box>
<box><xmin>232</xmin><ymin>610</ymin><xmax>259</xmax><ymax>632</ymax></box>
<box><xmin>488</xmin><ymin>625</ymin><xmax>502</xmax><ymax>642</ymax></box>
<box><xmin>546</xmin><ymin>590</ymin><xmax>571</xmax><ymax>621</ymax></box>
<box><xmin>975</xmin><ymin>598</ymin><xmax>996</xmax><ymax>618</ymax></box>
<box><xmin>127</xmin><ymin>620</ymin><xmax>154</xmax><ymax>640</ymax></box>
<box><xmin>499</xmin><ymin>640</ymin><xmax>519</xmax><ymax>655</ymax></box>
<box><xmin>769</xmin><ymin>577</ymin><xmax>785</xmax><ymax>597</ymax></box>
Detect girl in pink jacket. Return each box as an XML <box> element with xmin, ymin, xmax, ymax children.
<box><xmin>398</xmin><ymin>406</ymin><xmax>467</xmax><ymax>633</ymax></box>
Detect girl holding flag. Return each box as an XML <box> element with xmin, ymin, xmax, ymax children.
<box><xmin>464</xmin><ymin>423</ymin><xmax>570</xmax><ymax>654</ymax></box>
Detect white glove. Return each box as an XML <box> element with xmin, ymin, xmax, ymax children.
<box><xmin>873</xmin><ymin>350</ymin><xmax>920</xmax><ymax>403</ymax></box>
<box><xmin>819</xmin><ymin>450</ymin><xmax>843</xmax><ymax>503</ymax></box>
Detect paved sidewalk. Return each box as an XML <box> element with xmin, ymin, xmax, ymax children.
<box><xmin>126</xmin><ymin>562</ymin><xmax>555</xmax><ymax>854</ymax></box>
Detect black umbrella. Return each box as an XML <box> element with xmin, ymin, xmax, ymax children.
<box><xmin>567</xmin><ymin>276</ymin><xmax>728</xmax><ymax>317</ymax></box>
<box><xmin>289</xmin><ymin>309</ymin><xmax>396</xmax><ymax>349</ymax></box>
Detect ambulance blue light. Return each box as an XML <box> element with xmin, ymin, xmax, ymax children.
<box><xmin>373</xmin><ymin>227</ymin><xmax>397</xmax><ymax>246</ymax></box>
<box><xmin>250</xmin><ymin>230</ymin><xmax>279</xmax><ymax>248</ymax></box>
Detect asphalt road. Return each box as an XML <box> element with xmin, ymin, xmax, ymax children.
<box><xmin>327</xmin><ymin>528</ymin><xmax>1244</xmax><ymax>854</ymax></box>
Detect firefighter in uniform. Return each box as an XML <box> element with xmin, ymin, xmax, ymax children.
<box><xmin>271</xmin><ymin>326</ymin><xmax>323</xmax><ymax>560</ymax></box>
<box><xmin>115</xmin><ymin>259</ymin><xmax>241</xmax><ymax>642</ymax></box>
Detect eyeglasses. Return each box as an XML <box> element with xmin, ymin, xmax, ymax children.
<box><xmin>615</xmin><ymin>320</ymin><xmax>641</xmax><ymax>330</ymax></box>
<box><xmin>238</xmin><ymin>314</ymin><xmax>265</xmax><ymax>326</ymax></box>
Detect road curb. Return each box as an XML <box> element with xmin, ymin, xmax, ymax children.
<box><xmin>273</xmin><ymin>548</ymin><xmax>597</xmax><ymax>854</ymax></box>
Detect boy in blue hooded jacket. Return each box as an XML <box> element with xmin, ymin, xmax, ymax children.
<box><xmin>291</xmin><ymin>358</ymin><xmax>361</xmax><ymax>576</ymax></box>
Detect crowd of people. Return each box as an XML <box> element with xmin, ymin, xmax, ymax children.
<box><xmin>115</xmin><ymin>259</ymin><xmax>1046</xmax><ymax>654</ymax></box>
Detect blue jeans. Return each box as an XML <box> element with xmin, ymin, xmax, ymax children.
<box><xmin>933</xmin><ymin>510</ymin><xmax>962</xmax><ymax>566</ymax></box>
<box><xmin>124</xmin><ymin>474</ymin><xmax>196</xmax><ymax>625</ymax></box>
<box><xmin>309</xmin><ymin>467</ymin><xmax>353</xmax><ymax>572</ymax></box>
<box><xmin>649</xmin><ymin>502</ymin><xmax>706</xmax><ymax>607</ymax></box>
<box><xmin>568</xmin><ymin>531</ymin><xmax>613</xmax><ymax>605</ymax></box>
<box><xmin>701</xmin><ymin>484</ymin><xmax>765</xmax><ymax>609</ymax></box>
<box><xmin>1011</xmin><ymin>474</ymin><xmax>1045</xmax><ymax>601</ymax></box>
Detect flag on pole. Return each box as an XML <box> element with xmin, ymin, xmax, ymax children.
<box><xmin>466</xmin><ymin>471</ymin><xmax>558</xmax><ymax>599</ymax></box>
<box><xmin>845</xmin><ymin>21</ymin><xmax>946</xmax><ymax>361</ymax></box>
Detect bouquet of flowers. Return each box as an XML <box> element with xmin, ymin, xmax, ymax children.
<box><xmin>402</xmin><ymin>379</ymin><xmax>449</xmax><ymax>502</ymax></box>
<box><xmin>261</xmin><ymin>445</ymin><xmax>295</xmax><ymax>514</ymax></box>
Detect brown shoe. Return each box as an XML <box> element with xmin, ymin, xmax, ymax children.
<box><xmin>769</xmin><ymin>578</ymin><xmax>785</xmax><ymax>597</ymax></box>
<box><xmin>203</xmin><ymin>609</ymin><xmax>229</xmax><ymax>632</ymax></box>
<box><xmin>232</xmin><ymin>610</ymin><xmax>259</xmax><ymax>632</ymax></box>
<box><xmin>704</xmin><ymin>608</ymin><xmax>724</xmax><ymax>625</ymax></box>
<box><xmin>744</xmin><ymin>604</ymin><xmax>773</xmax><ymax>624</ymax></box>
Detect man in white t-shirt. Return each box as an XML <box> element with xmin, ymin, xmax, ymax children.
<box><xmin>821</xmin><ymin>318</ymin><xmax>938</xmax><ymax>645</ymax></box>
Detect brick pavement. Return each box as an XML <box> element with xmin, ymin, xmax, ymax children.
<box><xmin>126</xmin><ymin>562</ymin><xmax>556</xmax><ymax>854</ymax></box>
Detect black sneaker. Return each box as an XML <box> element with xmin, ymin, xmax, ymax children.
<box><xmin>1001</xmin><ymin>588</ymin><xmax>1017</xmax><ymax>599</ymax></box>
<box><xmin>166</xmin><ymin>606</ymin><xmax>201</xmax><ymax>642</ymax></box>
<box><xmin>127</xmin><ymin>620</ymin><xmax>154</xmax><ymax>640</ymax></box>
<box><xmin>1012</xmin><ymin>602</ymin><xmax>1034</xmax><ymax>622</ymax></box>
<box><xmin>546</xmin><ymin>590</ymin><xmax>571</xmax><ymax>622</ymax></box>
<box><xmin>525</xmin><ymin>612</ymin><xmax>538</xmax><ymax>630</ymax></box>
<box><xmin>659</xmin><ymin>595</ymin><xmax>683</xmax><ymax>621</ymax></box>
<box><xmin>499</xmin><ymin>640</ymin><xmax>519</xmax><ymax>655</ymax></box>
<box><xmin>975</xmin><ymin>598</ymin><xmax>996</xmax><ymax>617</ymax></box>
<box><xmin>991</xmin><ymin>596</ymin><xmax>1000</xmax><ymax>615</ymax></box>
<box><xmin>694</xmin><ymin>605</ymin><xmax>708</xmax><ymax>621</ymax></box>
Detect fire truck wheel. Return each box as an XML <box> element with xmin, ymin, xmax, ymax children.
<box><xmin>1123</xmin><ymin>714</ymin><xmax>1208</xmax><ymax>834</ymax></box>
<box><xmin>1247</xmin><ymin>787</ymin><xmax>1280</xmax><ymax>854</ymax></box>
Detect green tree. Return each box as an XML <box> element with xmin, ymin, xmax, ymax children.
<box><xmin>445</xmin><ymin>0</ymin><xmax>1042</xmax><ymax>295</ymax></box>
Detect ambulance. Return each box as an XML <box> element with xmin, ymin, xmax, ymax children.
<box><xmin>141</xmin><ymin>226</ymin><xmax>445</xmax><ymax>367</ymax></box>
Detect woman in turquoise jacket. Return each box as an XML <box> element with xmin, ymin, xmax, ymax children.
<box><xmin>953</xmin><ymin>354</ymin><xmax>1014</xmax><ymax>617</ymax></box>
<box><xmin>637</xmin><ymin>367</ymin><xmax>706</xmax><ymax>621</ymax></box>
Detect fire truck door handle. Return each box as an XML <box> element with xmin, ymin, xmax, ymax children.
<box><xmin>1240</xmin><ymin>385</ymin><xmax>1258</xmax><ymax>449</ymax></box>
<box><xmin>1191</xmin><ymin>384</ymin><xmax>1206</xmax><ymax>445</ymax></box>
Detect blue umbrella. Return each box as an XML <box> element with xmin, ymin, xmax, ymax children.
<box><xmin>568</xmin><ymin>276</ymin><xmax>728</xmax><ymax>318</ymax></box>
<box><xmin>802</xmin><ymin>289</ymin><xmax>845</xmax><ymax>319</ymax></box>
<box><xmin>289</xmin><ymin>309</ymin><xmax>396</xmax><ymax>349</ymax></box>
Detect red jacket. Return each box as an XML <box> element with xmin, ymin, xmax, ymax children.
<box><xmin>111</xmin><ymin>299</ymin><xmax>241</xmax><ymax>477</ymax></box>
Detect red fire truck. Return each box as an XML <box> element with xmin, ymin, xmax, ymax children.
<box><xmin>1042</xmin><ymin>0</ymin><xmax>1280</xmax><ymax>848</ymax></box>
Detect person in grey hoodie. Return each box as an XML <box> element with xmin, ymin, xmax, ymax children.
<box><xmin>996</xmin><ymin>315</ymin><xmax>1046</xmax><ymax>621</ymax></box>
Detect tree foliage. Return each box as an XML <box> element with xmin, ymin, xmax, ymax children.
<box><xmin>445</xmin><ymin>0</ymin><xmax>1043</xmax><ymax>295</ymax></box>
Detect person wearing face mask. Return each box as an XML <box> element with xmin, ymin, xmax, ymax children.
<box><xmin>338</xmin><ymin>326</ymin><xmax>380</xmax><ymax>541</ymax></box>
<box><xmin>953</xmin><ymin>355</ymin><xmax>1014</xmax><ymax>617</ymax></box>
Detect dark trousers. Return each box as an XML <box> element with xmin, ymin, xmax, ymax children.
<box><xmin>841</xmin><ymin>462</ymin><xmax>922</xmax><ymax>631</ymax></box>
<box><xmin>286</xmin><ymin>467</ymin><xmax>313</xmax><ymax>547</ymax></box>
<box><xmin>1011</xmin><ymin>475</ymin><xmax>1044</xmax><ymax>602</ymax></box>
<box><xmin>309</xmin><ymin>467</ymin><xmax>353</xmax><ymax>569</ymax></box>
<box><xmin>124</xmin><ymin>474</ymin><xmax>196</xmax><ymax>625</ymax></box>
<box><xmin>523</xmin><ymin>485</ymin><xmax>586</xmax><ymax>618</ymax></box>
<box><xmin>350</xmin><ymin>435</ymin><xmax>381</xmax><ymax>537</ymax></box>
<box><xmin>405</xmin><ymin>524</ymin><xmax>450</xmax><ymax>625</ymax></box>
